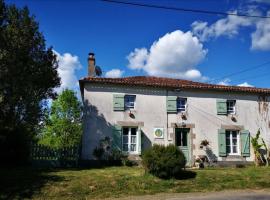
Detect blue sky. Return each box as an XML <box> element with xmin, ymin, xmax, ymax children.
<box><xmin>6</xmin><ymin>0</ymin><xmax>270</xmax><ymax>94</ymax></box>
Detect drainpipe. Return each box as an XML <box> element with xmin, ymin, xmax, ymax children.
<box><xmin>166</xmin><ymin>89</ymin><xmax>169</xmax><ymax>145</ymax></box>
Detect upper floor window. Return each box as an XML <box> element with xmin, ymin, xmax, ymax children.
<box><xmin>124</xmin><ymin>95</ymin><xmax>136</xmax><ymax>110</ymax></box>
<box><xmin>177</xmin><ymin>97</ymin><xmax>187</xmax><ymax>112</ymax></box>
<box><xmin>227</xmin><ymin>100</ymin><xmax>236</xmax><ymax>114</ymax></box>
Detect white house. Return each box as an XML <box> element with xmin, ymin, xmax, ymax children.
<box><xmin>79</xmin><ymin>53</ymin><xmax>270</xmax><ymax>166</ymax></box>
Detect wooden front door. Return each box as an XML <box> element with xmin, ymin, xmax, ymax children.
<box><xmin>175</xmin><ymin>128</ymin><xmax>191</xmax><ymax>166</ymax></box>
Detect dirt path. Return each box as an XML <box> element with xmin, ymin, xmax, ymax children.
<box><xmin>107</xmin><ymin>189</ymin><xmax>270</xmax><ymax>200</ymax></box>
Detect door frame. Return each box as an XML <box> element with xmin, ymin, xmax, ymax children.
<box><xmin>172</xmin><ymin>123</ymin><xmax>195</xmax><ymax>167</ymax></box>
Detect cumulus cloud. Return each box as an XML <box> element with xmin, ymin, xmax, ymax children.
<box><xmin>237</xmin><ymin>82</ymin><xmax>254</xmax><ymax>87</ymax></box>
<box><xmin>105</xmin><ymin>69</ymin><xmax>124</xmax><ymax>78</ymax></box>
<box><xmin>127</xmin><ymin>30</ymin><xmax>207</xmax><ymax>80</ymax></box>
<box><xmin>191</xmin><ymin>9</ymin><xmax>270</xmax><ymax>51</ymax></box>
<box><xmin>53</xmin><ymin>50</ymin><xmax>82</xmax><ymax>93</ymax></box>
<box><xmin>127</xmin><ymin>48</ymin><xmax>148</xmax><ymax>70</ymax></box>
<box><xmin>251</xmin><ymin>12</ymin><xmax>270</xmax><ymax>50</ymax></box>
<box><xmin>218</xmin><ymin>78</ymin><xmax>231</xmax><ymax>86</ymax></box>
<box><xmin>217</xmin><ymin>78</ymin><xmax>254</xmax><ymax>87</ymax></box>
<box><xmin>191</xmin><ymin>12</ymin><xmax>253</xmax><ymax>42</ymax></box>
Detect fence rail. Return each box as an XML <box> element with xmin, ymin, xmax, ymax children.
<box><xmin>30</xmin><ymin>144</ymin><xmax>80</xmax><ymax>167</ymax></box>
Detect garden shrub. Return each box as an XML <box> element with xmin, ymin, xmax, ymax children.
<box><xmin>142</xmin><ymin>144</ymin><xmax>186</xmax><ymax>179</ymax></box>
<box><xmin>93</xmin><ymin>137</ymin><xmax>127</xmax><ymax>166</ymax></box>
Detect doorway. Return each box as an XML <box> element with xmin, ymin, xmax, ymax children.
<box><xmin>175</xmin><ymin>128</ymin><xmax>191</xmax><ymax>165</ymax></box>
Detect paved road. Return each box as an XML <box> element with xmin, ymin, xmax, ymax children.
<box><xmin>109</xmin><ymin>189</ymin><xmax>270</xmax><ymax>200</ymax></box>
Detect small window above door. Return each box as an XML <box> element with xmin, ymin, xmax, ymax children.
<box><xmin>177</xmin><ymin>98</ymin><xmax>187</xmax><ymax>112</ymax></box>
<box><xmin>227</xmin><ymin>100</ymin><xmax>236</xmax><ymax>114</ymax></box>
<box><xmin>124</xmin><ymin>95</ymin><xmax>136</xmax><ymax>110</ymax></box>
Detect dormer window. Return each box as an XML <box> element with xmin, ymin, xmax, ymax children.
<box><xmin>124</xmin><ymin>95</ymin><xmax>136</xmax><ymax>110</ymax></box>
<box><xmin>177</xmin><ymin>97</ymin><xmax>187</xmax><ymax>112</ymax></box>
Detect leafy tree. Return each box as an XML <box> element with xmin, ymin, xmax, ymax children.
<box><xmin>95</xmin><ymin>65</ymin><xmax>102</xmax><ymax>77</ymax></box>
<box><xmin>39</xmin><ymin>89</ymin><xmax>82</xmax><ymax>148</ymax></box>
<box><xmin>0</xmin><ymin>0</ymin><xmax>60</xmax><ymax>164</ymax></box>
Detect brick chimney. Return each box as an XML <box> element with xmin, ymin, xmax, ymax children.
<box><xmin>88</xmin><ymin>52</ymin><xmax>96</xmax><ymax>77</ymax></box>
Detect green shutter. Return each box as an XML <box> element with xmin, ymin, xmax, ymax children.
<box><xmin>218</xmin><ymin>129</ymin><xmax>226</xmax><ymax>157</ymax></box>
<box><xmin>137</xmin><ymin>127</ymin><xmax>142</xmax><ymax>155</ymax></box>
<box><xmin>241</xmin><ymin>130</ymin><xmax>250</xmax><ymax>157</ymax></box>
<box><xmin>167</xmin><ymin>96</ymin><xmax>177</xmax><ymax>113</ymax></box>
<box><xmin>112</xmin><ymin>125</ymin><xmax>122</xmax><ymax>151</ymax></box>
<box><xmin>217</xmin><ymin>99</ymin><xmax>227</xmax><ymax>115</ymax></box>
<box><xmin>113</xmin><ymin>94</ymin><xmax>124</xmax><ymax>111</ymax></box>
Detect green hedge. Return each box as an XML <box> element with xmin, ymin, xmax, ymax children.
<box><xmin>142</xmin><ymin>144</ymin><xmax>186</xmax><ymax>179</ymax></box>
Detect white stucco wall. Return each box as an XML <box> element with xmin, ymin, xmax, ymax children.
<box><xmin>81</xmin><ymin>83</ymin><xmax>270</xmax><ymax>163</ymax></box>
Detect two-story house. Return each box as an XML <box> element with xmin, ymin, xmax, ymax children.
<box><xmin>79</xmin><ymin>53</ymin><xmax>270</xmax><ymax>166</ymax></box>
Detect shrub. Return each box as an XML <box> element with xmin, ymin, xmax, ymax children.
<box><xmin>92</xmin><ymin>137</ymin><xmax>127</xmax><ymax>166</ymax></box>
<box><xmin>142</xmin><ymin>144</ymin><xmax>186</xmax><ymax>179</ymax></box>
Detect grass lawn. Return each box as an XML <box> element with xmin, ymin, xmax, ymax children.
<box><xmin>1</xmin><ymin>166</ymin><xmax>270</xmax><ymax>199</ymax></box>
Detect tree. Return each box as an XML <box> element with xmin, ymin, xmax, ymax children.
<box><xmin>0</xmin><ymin>0</ymin><xmax>60</xmax><ymax>164</ymax></box>
<box><xmin>39</xmin><ymin>89</ymin><xmax>82</xmax><ymax>148</ymax></box>
<box><xmin>95</xmin><ymin>65</ymin><xmax>102</xmax><ymax>77</ymax></box>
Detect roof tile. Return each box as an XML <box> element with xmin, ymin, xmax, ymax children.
<box><xmin>79</xmin><ymin>76</ymin><xmax>270</xmax><ymax>94</ymax></box>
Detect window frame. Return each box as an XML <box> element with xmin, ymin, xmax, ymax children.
<box><xmin>227</xmin><ymin>100</ymin><xmax>236</xmax><ymax>115</ymax></box>
<box><xmin>124</xmin><ymin>95</ymin><xmax>136</xmax><ymax>110</ymax></box>
<box><xmin>122</xmin><ymin>127</ymin><xmax>139</xmax><ymax>154</ymax></box>
<box><xmin>225</xmin><ymin>130</ymin><xmax>240</xmax><ymax>156</ymax></box>
<box><xmin>177</xmin><ymin>97</ymin><xmax>187</xmax><ymax>113</ymax></box>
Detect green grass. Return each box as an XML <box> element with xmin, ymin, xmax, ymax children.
<box><xmin>1</xmin><ymin>166</ymin><xmax>270</xmax><ymax>199</ymax></box>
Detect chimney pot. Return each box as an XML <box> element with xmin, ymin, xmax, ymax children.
<box><xmin>88</xmin><ymin>52</ymin><xmax>96</xmax><ymax>77</ymax></box>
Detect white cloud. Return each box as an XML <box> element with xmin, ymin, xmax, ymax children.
<box><xmin>105</xmin><ymin>69</ymin><xmax>124</xmax><ymax>78</ymax></box>
<box><xmin>53</xmin><ymin>50</ymin><xmax>82</xmax><ymax>93</ymax></box>
<box><xmin>127</xmin><ymin>30</ymin><xmax>207</xmax><ymax>80</ymax></box>
<box><xmin>127</xmin><ymin>48</ymin><xmax>148</xmax><ymax>70</ymax></box>
<box><xmin>251</xmin><ymin>12</ymin><xmax>270</xmax><ymax>50</ymax></box>
<box><xmin>217</xmin><ymin>79</ymin><xmax>254</xmax><ymax>87</ymax></box>
<box><xmin>218</xmin><ymin>78</ymin><xmax>231</xmax><ymax>86</ymax></box>
<box><xmin>191</xmin><ymin>12</ymin><xmax>253</xmax><ymax>42</ymax></box>
<box><xmin>191</xmin><ymin>9</ymin><xmax>270</xmax><ymax>51</ymax></box>
<box><xmin>237</xmin><ymin>82</ymin><xmax>254</xmax><ymax>87</ymax></box>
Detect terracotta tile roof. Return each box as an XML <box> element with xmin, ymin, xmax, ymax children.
<box><xmin>79</xmin><ymin>76</ymin><xmax>270</xmax><ymax>94</ymax></box>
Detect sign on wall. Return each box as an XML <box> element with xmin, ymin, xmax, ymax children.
<box><xmin>154</xmin><ymin>127</ymin><xmax>164</xmax><ymax>139</ymax></box>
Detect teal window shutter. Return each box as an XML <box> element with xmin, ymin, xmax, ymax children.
<box><xmin>240</xmin><ymin>130</ymin><xmax>250</xmax><ymax>157</ymax></box>
<box><xmin>113</xmin><ymin>94</ymin><xmax>124</xmax><ymax>111</ymax></box>
<box><xmin>217</xmin><ymin>99</ymin><xmax>227</xmax><ymax>115</ymax></box>
<box><xmin>167</xmin><ymin>96</ymin><xmax>177</xmax><ymax>113</ymax></box>
<box><xmin>218</xmin><ymin>129</ymin><xmax>226</xmax><ymax>157</ymax></box>
<box><xmin>112</xmin><ymin>125</ymin><xmax>122</xmax><ymax>151</ymax></box>
<box><xmin>137</xmin><ymin>128</ymin><xmax>142</xmax><ymax>155</ymax></box>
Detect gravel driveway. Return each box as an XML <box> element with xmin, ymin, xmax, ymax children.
<box><xmin>108</xmin><ymin>189</ymin><xmax>270</xmax><ymax>200</ymax></box>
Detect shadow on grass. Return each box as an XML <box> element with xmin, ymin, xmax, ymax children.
<box><xmin>0</xmin><ymin>167</ymin><xmax>64</xmax><ymax>199</ymax></box>
<box><xmin>174</xmin><ymin>170</ymin><xmax>197</xmax><ymax>180</ymax></box>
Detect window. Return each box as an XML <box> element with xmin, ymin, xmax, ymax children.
<box><xmin>227</xmin><ymin>100</ymin><xmax>236</xmax><ymax>114</ymax></box>
<box><xmin>226</xmin><ymin>130</ymin><xmax>240</xmax><ymax>155</ymax></box>
<box><xmin>177</xmin><ymin>98</ymin><xmax>187</xmax><ymax>112</ymax></box>
<box><xmin>124</xmin><ymin>95</ymin><xmax>135</xmax><ymax>110</ymax></box>
<box><xmin>122</xmin><ymin>127</ymin><xmax>138</xmax><ymax>153</ymax></box>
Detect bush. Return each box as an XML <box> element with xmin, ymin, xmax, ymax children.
<box><xmin>142</xmin><ymin>144</ymin><xmax>186</xmax><ymax>179</ymax></box>
<box><xmin>92</xmin><ymin>137</ymin><xmax>127</xmax><ymax>166</ymax></box>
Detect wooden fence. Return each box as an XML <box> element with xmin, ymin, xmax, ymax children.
<box><xmin>30</xmin><ymin>144</ymin><xmax>80</xmax><ymax>167</ymax></box>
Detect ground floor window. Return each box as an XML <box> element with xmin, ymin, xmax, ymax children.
<box><xmin>122</xmin><ymin>127</ymin><xmax>138</xmax><ymax>153</ymax></box>
<box><xmin>226</xmin><ymin>130</ymin><xmax>240</xmax><ymax>155</ymax></box>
